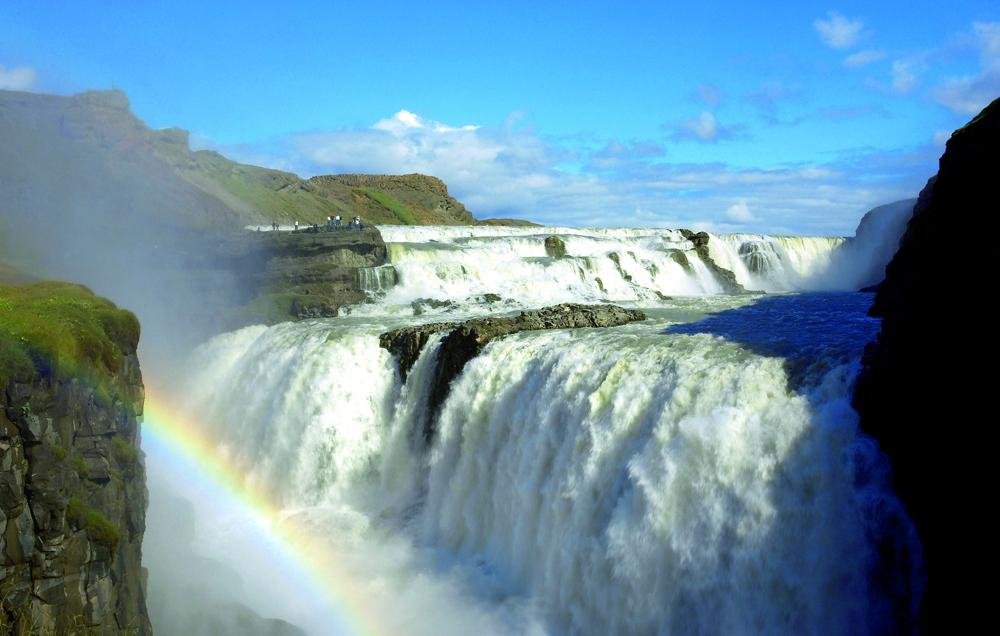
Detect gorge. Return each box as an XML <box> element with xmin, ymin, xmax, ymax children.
<box><xmin>3</xmin><ymin>83</ymin><xmax>995</xmax><ymax>634</ymax></box>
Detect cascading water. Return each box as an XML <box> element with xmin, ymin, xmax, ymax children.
<box><xmin>707</xmin><ymin>233</ymin><xmax>845</xmax><ymax>292</ymax></box>
<box><xmin>357</xmin><ymin>225</ymin><xmax>890</xmax><ymax>313</ymax></box>
<box><xmin>163</xmin><ymin>224</ymin><xmax>921</xmax><ymax>635</ymax></box>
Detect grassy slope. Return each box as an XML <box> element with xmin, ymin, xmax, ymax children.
<box><xmin>360</xmin><ymin>188</ymin><xmax>419</xmax><ymax>224</ymax></box>
<box><xmin>0</xmin><ymin>282</ymin><xmax>140</xmax><ymax>390</ymax></box>
<box><xmin>0</xmin><ymin>89</ymin><xmax>492</xmax><ymax>230</ymax></box>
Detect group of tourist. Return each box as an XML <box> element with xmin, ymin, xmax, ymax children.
<box><xmin>256</xmin><ymin>215</ymin><xmax>365</xmax><ymax>233</ymax></box>
<box><xmin>325</xmin><ymin>215</ymin><xmax>364</xmax><ymax>230</ymax></box>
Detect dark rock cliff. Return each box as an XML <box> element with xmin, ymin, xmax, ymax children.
<box><xmin>853</xmin><ymin>97</ymin><xmax>1000</xmax><ymax>631</ymax></box>
<box><xmin>1</xmin><ymin>286</ymin><xmax>150</xmax><ymax>634</ymax></box>
<box><xmin>186</xmin><ymin>226</ymin><xmax>390</xmax><ymax>324</ymax></box>
<box><xmin>380</xmin><ymin>304</ymin><xmax>646</xmax><ymax>442</ymax></box>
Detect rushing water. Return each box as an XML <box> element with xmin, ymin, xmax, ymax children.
<box><xmin>155</xmin><ymin>224</ymin><xmax>920</xmax><ymax>635</ymax></box>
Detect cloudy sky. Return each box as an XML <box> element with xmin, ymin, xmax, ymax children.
<box><xmin>2</xmin><ymin>1</ymin><xmax>997</xmax><ymax>234</ymax></box>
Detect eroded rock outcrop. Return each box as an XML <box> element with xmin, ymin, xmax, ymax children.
<box><xmin>185</xmin><ymin>226</ymin><xmax>390</xmax><ymax>324</ymax></box>
<box><xmin>544</xmin><ymin>236</ymin><xmax>567</xmax><ymax>258</ymax></box>
<box><xmin>853</xmin><ymin>97</ymin><xmax>1000</xmax><ymax>632</ymax></box>
<box><xmin>380</xmin><ymin>304</ymin><xmax>646</xmax><ymax>441</ymax></box>
<box><xmin>679</xmin><ymin>230</ymin><xmax>747</xmax><ymax>293</ymax></box>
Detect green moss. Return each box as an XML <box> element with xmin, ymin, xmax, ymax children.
<box><xmin>112</xmin><ymin>436</ymin><xmax>139</xmax><ymax>468</ymax></box>
<box><xmin>360</xmin><ymin>188</ymin><xmax>418</xmax><ymax>225</ymax></box>
<box><xmin>51</xmin><ymin>443</ymin><xmax>68</xmax><ymax>462</ymax></box>
<box><xmin>66</xmin><ymin>496</ymin><xmax>120</xmax><ymax>549</ymax></box>
<box><xmin>0</xmin><ymin>282</ymin><xmax>139</xmax><ymax>394</ymax></box>
<box><xmin>0</xmin><ymin>334</ymin><xmax>35</xmax><ymax>386</ymax></box>
<box><xmin>71</xmin><ymin>454</ymin><xmax>88</xmax><ymax>479</ymax></box>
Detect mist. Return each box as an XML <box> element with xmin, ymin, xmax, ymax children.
<box><xmin>0</xmin><ymin>88</ymin><xmax>292</xmax><ymax>633</ymax></box>
<box><xmin>0</xmin><ymin>87</ymin><xmax>547</xmax><ymax>635</ymax></box>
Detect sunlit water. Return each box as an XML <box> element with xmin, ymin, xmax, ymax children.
<box><xmin>146</xmin><ymin>225</ymin><xmax>919</xmax><ymax>635</ymax></box>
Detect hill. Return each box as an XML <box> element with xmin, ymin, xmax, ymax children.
<box><xmin>0</xmin><ymin>88</ymin><xmax>478</xmax><ymax>229</ymax></box>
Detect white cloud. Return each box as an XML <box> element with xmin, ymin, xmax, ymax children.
<box><xmin>933</xmin><ymin>70</ymin><xmax>1000</xmax><ymax>114</ymax></box>
<box><xmin>208</xmin><ymin>108</ymin><xmax>933</xmax><ymax>235</ymax></box>
<box><xmin>725</xmin><ymin>200</ymin><xmax>755</xmax><ymax>223</ymax></box>
<box><xmin>891</xmin><ymin>59</ymin><xmax>920</xmax><ymax>93</ymax></box>
<box><xmin>372</xmin><ymin>109</ymin><xmax>478</xmax><ymax>135</ymax></box>
<box><xmin>844</xmin><ymin>49</ymin><xmax>887</xmax><ymax>68</ymax></box>
<box><xmin>686</xmin><ymin>111</ymin><xmax>718</xmax><ymax>140</ymax></box>
<box><xmin>976</xmin><ymin>21</ymin><xmax>1000</xmax><ymax>58</ymax></box>
<box><xmin>0</xmin><ymin>64</ymin><xmax>37</xmax><ymax>91</ymax></box>
<box><xmin>286</xmin><ymin>109</ymin><xmax>597</xmax><ymax>217</ymax></box>
<box><xmin>932</xmin><ymin>22</ymin><xmax>1000</xmax><ymax>115</ymax></box>
<box><xmin>672</xmin><ymin>111</ymin><xmax>739</xmax><ymax>142</ymax></box>
<box><xmin>814</xmin><ymin>12</ymin><xmax>865</xmax><ymax>49</ymax></box>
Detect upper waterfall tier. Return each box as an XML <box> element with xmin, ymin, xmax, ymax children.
<box><xmin>360</xmin><ymin>224</ymin><xmax>890</xmax><ymax>315</ymax></box>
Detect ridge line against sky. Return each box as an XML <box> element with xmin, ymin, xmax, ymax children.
<box><xmin>2</xmin><ymin>1</ymin><xmax>997</xmax><ymax>234</ymax></box>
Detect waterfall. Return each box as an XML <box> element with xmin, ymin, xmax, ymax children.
<box><xmin>179</xmin><ymin>291</ymin><xmax>919</xmax><ymax>634</ymax></box>
<box><xmin>359</xmin><ymin>264</ymin><xmax>399</xmax><ymax>297</ymax></box>
<box><xmin>707</xmin><ymin>233</ymin><xmax>845</xmax><ymax>292</ymax></box>
<box><xmin>371</xmin><ymin>225</ymin><xmax>886</xmax><ymax>310</ymax></box>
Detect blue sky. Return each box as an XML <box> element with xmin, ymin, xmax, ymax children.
<box><xmin>2</xmin><ymin>1</ymin><xmax>998</xmax><ymax>234</ymax></box>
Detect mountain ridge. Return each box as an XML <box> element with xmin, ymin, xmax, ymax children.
<box><xmin>0</xmin><ymin>88</ymin><xmax>490</xmax><ymax>230</ymax></box>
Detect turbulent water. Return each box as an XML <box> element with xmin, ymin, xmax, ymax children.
<box><xmin>160</xmin><ymin>224</ymin><xmax>920</xmax><ymax>635</ymax></box>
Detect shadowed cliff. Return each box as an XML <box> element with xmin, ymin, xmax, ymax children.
<box><xmin>854</xmin><ymin>96</ymin><xmax>1000</xmax><ymax>632</ymax></box>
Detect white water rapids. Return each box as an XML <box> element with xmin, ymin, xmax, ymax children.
<box><xmin>152</xmin><ymin>222</ymin><xmax>920</xmax><ymax>635</ymax></box>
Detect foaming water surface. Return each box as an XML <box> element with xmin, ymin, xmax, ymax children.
<box><xmin>150</xmin><ymin>225</ymin><xmax>920</xmax><ymax>635</ymax></box>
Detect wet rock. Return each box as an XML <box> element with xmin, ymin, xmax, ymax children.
<box><xmin>544</xmin><ymin>235</ymin><xmax>567</xmax><ymax>258</ymax></box>
<box><xmin>679</xmin><ymin>229</ymin><xmax>748</xmax><ymax>293</ymax></box>
<box><xmin>381</xmin><ymin>304</ymin><xmax>646</xmax><ymax>441</ymax></box>
<box><xmin>410</xmin><ymin>298</ymin><xmax>456</xmax><ymax>316</ymax></box>
<box><xmin>290</xmin><ymin>298</ymin><xmax>338</xmax><ymax>319</ymax></box>
<box><xmin>668</xmin><ymin>250</ymin><xmax>692</xmax><ymax>272</ymax></box>
<box><xmin>608</xmin><ymin>252</ymin><xmax>633</xmax><ymax>282</ymax></box>
<box><xmin>380</xmin><ymin>321</ymin><xmax>460</xmax><ymax>381</ymax></box>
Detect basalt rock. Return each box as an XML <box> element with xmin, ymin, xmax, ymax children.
<box><xmin>853</xmin><ymin>97</ymin><xmax>1000</xmax><ymax>632</ymax></box>
<box><xmin>380</xmin><ymin>304</ymin><xmax>646</xmax><ymax>442</ymax></box>
<box><xmin>1</xmin><ymin>327</ymin><xmax>150</xmax><ymax>633</ymax></box>
<box><xmin>544</xmin><ymin>236</ymin><xmax>567</xmax><ymax>258</ymax></box>
<box><xmin>679</xmin><ymin>229</ymin><xmax>748</xmax><ymax>294</ymax></box>
<box><xmin>184</xmin><ymin>226</ymin><xmax>390</xmax><ymax>325</ymax></box>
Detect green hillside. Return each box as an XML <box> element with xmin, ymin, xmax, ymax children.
<box><xmin>0</xmin><ymin>88</ymin><xmax>480</xmax><ymax>230</ymax></box>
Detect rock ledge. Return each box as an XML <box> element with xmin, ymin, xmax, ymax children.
<box><xmin>380</xmin><ymin>303</ymin><xmax>646</xmax><ymax>441</ymax></box>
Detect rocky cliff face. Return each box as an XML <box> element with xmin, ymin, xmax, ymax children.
<box><xmin>853</xmin><ymin>97</ymin><xmax>999</xmax><ymax>631</ymax></box>
<box><xmin>192</xmin><ymin>226</ymin><xmax>390</xmax><ymax>324</ymax></box>
<box><xmin>1</xmin><ymin>287</ymin><xmax>150</xmax><ymax>633</ymax></box>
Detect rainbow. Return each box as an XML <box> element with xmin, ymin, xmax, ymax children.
<box><xmin>141</xmin><ymin>386</ymin><xmax>386</xmax><ymax>636</ymax></box>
